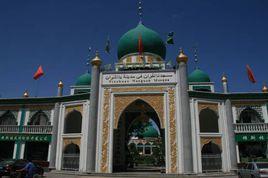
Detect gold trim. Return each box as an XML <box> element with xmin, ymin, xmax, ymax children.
<box><xmin>111</xmin><ymin>86</ymin><xmax>166</xmax><ymax>93</ymax></box>
<box><xmin>65</xmin><ymin>105</ymin><xmax>83</xmax><ymax>116</ymax></box>
<box><xmin>100</xmin><ymin>88</ymin><xmax>111</xmax><ymax>173</ymax></box>
<box><xmin>113</xmin><ymin>94</ymin><xmax>165</xmax><ymax>129</ymax></box>
<box><xmin>198</xmin><ymin>102</ymin><xmax>218</xmax><ymax>113</ymax></box>
<box><xmin>63</xmin><ymin>138</ymin><xmax>81</xmax><ymax>148</ymax></box>
<box><xmin>200</xmin><ymin>137</ymin><xmax>222</xmax><ymax>150</ymax></box>
<box><xmin>168</xmin><ymin>88</ymin><xmax>177</xmax><ymax>173</ymax></box>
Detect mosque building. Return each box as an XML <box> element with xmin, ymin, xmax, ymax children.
<box><xmin>0</xmin><ymin>6</ymin><xmax>268</xmax><ymax>176</ymax></box>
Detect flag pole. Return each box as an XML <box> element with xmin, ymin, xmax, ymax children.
<box><xmin>35</xmin><ymin>78</ymin><xmax>40</xmax><ymax>97</ymax></box>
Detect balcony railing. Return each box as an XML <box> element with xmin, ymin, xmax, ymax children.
<box><xmin>234</xmin><ymin>123</ymin><xmax>268</xmax><ymax>133</ymax></box>
<box><xmin>0</xmin><ymin>125</ymin><xmax>53</xmax><ymax>134</ymax></box>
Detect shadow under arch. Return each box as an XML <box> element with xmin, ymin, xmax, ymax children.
<box><xmin>201</xmin><ymin>141</ymin><xmax>222</xmax><ymax>172</ymax></box>
<box><xmin>113</xmin><ymin>99</ymin><xmax>165</xmax><ymax>172</ymax></box>
<box><xmin>114</xmin><ymin>96</ymin><xmax>164</xmax><ymax>129</ymax></box>
<box><xmin>239</xmin><ymin>107</ymin><xmax>262</xmax><ymax>123</ymax></box>
<box><xmin>199</xmin><ymin>108</ymin><xmax>219</xmax><ymax>133</ymax></box>
<box><xmin>64</xmin><ymin>109</ymin><xmax>82</xmax><ymax>134</ymax></box>
<box><xmin>62</xmin><ymin>143</ymin><xmax>80</xmax><ymax>171</ymax></box>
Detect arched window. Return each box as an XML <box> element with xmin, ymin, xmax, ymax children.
<box><xmin>239</xmin><ymin>107</ymin><xmax>262</xmax><ymax>123</ymax></box>
<box><xmin>29</xmin><ymin>111</ymin><xmax>49</xmax><ymax>125</ymax></box>
<box><xmin>145</xmin><ymin>143</ymin><xmax>151</xmax><ymax>155</ymax></box>
<box><xmin>62</xmin><ymin>143</ymin><xmax>80</xmax><ymax>170</ymax></box>
<box><xmin>201</xmin><ymin>141</ymin><xmax>222</xmax><ymax>171</ymax></box>
<box><xmin>64</xmin><ymin>110</ymin><xmax>82</xmax><ymax>134</ymax></box>
<box><xmin>137</xmin><ymin>143</ymin><xmax>144</xmax><ymax>154</ymax></box>
<box><xmin>0</xmin><ymin>111</ymin><xmax>16</xmax><ymax>125</ymax></box>
<box><xmin>199</xmin><ymin>108</ymin><xmax>219</xmax><ymax>133</ymax></box>
<box><xmin>64</xmin><ymin>143</ymin><xmax>80</xmax><ymax>154</ymax></box>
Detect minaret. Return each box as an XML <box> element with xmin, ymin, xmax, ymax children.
<box><xmin>86</xmin><ymin>51</ymin><xmax>102</xmax><ymax>172</ymax></box>
<box><xmin>176</xmin><ymin>48</ymin><xmax>193</xmax><ymax>173</ymax></box>
<box><xmin>223</xmin><ymin>74</ymin><xmax>237</xmax><ymax>171</ymax></box>
<box><xmin>221</xmin><ymin>74</ymin><xmax>228</xmax><ymax>93</ymax></box>
<box><xmin>49</xmin><ymin>81</ymin><xmax>63</xmax><ymax>169</ymax></box>
<box><xmin>57</xmin><ymin>80</ymin><xmax>64</xmax><ymax>96</ymax></box>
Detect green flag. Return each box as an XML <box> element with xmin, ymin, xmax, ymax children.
<box><xmin>166</xmin><ymin>31</ymin><xmax>174</xmax><ymax>44</ymax></box>
<box><xmin>105</xmin><ymin>37</ymin><xmax>111</xmax><ymax>54</ymax></box>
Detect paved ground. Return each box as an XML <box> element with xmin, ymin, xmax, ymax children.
<box><xmin>45</xmin><ymin>171</ymin><xmax>238</xmax><ymax>178</ymax></box>
<box><xmin>1</xmin><ymin>171</ymin><xmax>238</xmax><ymax>178</ymax></box>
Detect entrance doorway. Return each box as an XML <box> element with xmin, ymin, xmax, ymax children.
<box><xmin>238</xmin><ymin>142</ymin><xmax>267</xmax><ymax>162</ymax></box>
<box><xmin>113</xmin><ymin>99</ymin><xmax>165</xmax><ymax>172</ymax></box>
<box><xmin>0</xmin><ymin>141</ymin><xmax>15</xmax><ymax>159</ymax></box>
<box><xmin>201</xmin><ymin>141</ymin><xmax>222</xmax><ymax>172</ymax></box>
<box><xmin>24</xmin><ymin>142</ymin><xmax>49</xmax><ymax>161</ymax></box>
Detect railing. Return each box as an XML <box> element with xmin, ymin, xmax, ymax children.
<box><xmin>234</xmin><ymin>123</ymin><xmax>268</xmax><ymax>133</ymax></box>
<box><xmin>202</xmin><ymin>154</ymin><xmax>222</xmax><ymax>172</ymax></box>
<box><xmin>22</xmin><ymin>125</ymin><xmax>53</xmax><ymax>134</ymax></box>
<box><xmin>62</xmin><ymin>154</ymin><xmax>80</xmax><ymax>171</ymax></box>
<box><xmin>0</xmin><ymin>125</ymin><xmax>19</xmax><ymax>133</ymax></box>
<box><xmin>0</xmin><ymin>125</ymin><xmax>53</xmax><ymax>134</ymax></box>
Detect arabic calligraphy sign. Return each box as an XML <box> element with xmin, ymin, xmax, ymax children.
<box><xmin>102</xmin><ymin>72</ymin><xmax>176</xmax><ymax>85</ymax></box>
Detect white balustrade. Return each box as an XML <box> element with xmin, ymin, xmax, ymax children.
<box><xmin>0</xmin><ymin>125</ymin><xmax>52</xmax><ymax>134</ymax></box>
<box><xmin>234</xmin><ymin>123</ymin><xmax>268</xmax><ymax>133</ymax></box>
<box><xmin>22</xmin><ymin>125</ymin><xmax>53</xmax><ymax>134</ymax></box>
<box><xmin>0</xmin><ymin>125</ymin><xmax>19</xmax><ymax>133</ymax></box>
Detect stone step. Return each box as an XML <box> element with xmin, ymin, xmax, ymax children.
<box><xmin>47</xmin><ymin>171</ymin><xmax>238</xmax><ymax>178</ymax></box>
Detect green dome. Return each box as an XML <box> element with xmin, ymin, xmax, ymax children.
<box><xmin>117</xmin><ymin>23</ymin><xmax>166</xmax><ymax>59</ymax></box>
<box><xmin>188</xmin><ymin>69</ymin><xmax>211</xmax><ymax>83</ymax></box>
<box><xmin>141</xmin><ymin>125</ymin><xmax>159</xmax><ymax>138</ymax></box>
<box><xmin>75</xmin><ymin>73</ymin><xmax>91</xmax><ymax>86</ymax></box>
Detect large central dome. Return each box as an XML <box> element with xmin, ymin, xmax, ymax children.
<box><xmin>117</xmin><ymin>23</ymin><xmax>166</xmax><ymax>60</ymax></box>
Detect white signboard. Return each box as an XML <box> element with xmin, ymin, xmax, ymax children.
<box><xmin>102</xmin><ymin>72</ymin><xmax>176</xmax><ymax>85</ymax></box>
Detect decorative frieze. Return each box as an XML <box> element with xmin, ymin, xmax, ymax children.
<box><xmin>113</xmin><ymin>94</ymin><xmax>165</xmax><ymax>129</ymax></box>
<box><xmin>100</xmin><ymin>88</ymin><xmax>111</xmax><ymax>173</ymax></box>
<box><xmin>198</xmin><ymin>102</ymin><xmax>219</xmax><ymax>113</ymax></box>
<box><xmin>200</xmin><ymin>137</ymin><xmax>222</xmax><ymax>149</ymax></box>
<box><xmin>168</xmin><ymin>87</ymin><xmax>177</xmax><ymax>173</ymax></box>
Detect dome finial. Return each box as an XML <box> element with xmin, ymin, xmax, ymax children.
<box><xmin>221</xmin><ymin>73</ymin><xmax>228</xmax><ymax>83</ymax></box>
<box><xmin>176</xmin><ymin>47</ymin><xmax>188</xmax><ymax>63</ymax></box>
<box><xmin>91</xmin><ymin>50</ymin><xmax>102</xmax><ymax>66</ymax></box>
<box><xmin>138</xmin><ymin>0</ymin><xmax>143</xmax><ymax>23</ymax></box>
<box><xmin>262</xmin><ymin>82</ymin><xmax>268</xmax><ymax>93</ymax></box>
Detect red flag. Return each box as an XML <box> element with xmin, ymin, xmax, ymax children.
<box><xmin>138</xmin><ymin>34</ymin><xmax>143</xmax><ymax>55</ymax></box>
<box><xmin>246</xmin><ymin>65</ymin><xmax>256</xmax><ymax>83</ymax></box>
<box><xmin>33</xmin><ymin>65</ymin><xmax>44</xmax><ymax>80</ymax></box>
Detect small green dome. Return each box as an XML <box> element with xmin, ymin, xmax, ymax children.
<box><xmin>117</xmin><ymin>23</ymin><xmax>166</xmax><ymax>59</ymax></box>
<box><xmin>141</xmin><ymin>125</ymin><xmax>159</xmax><ymax>138</ymax></box>
<box><xmin>75</xmin><ymin>73</ymin><xmax>91</xmax><ymax>86</ymax></box>
<box><xmin>188</xmin><ymin>69</ymin><xmax>211</xmax><ymax>83</ymax></box>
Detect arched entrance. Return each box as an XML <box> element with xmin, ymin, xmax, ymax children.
<box><xmin>113</xmin><ymin>99</ymin><xmax>165</xmax><ymax>172</ymax></box>
<box><xmin>201</xmin><ymin>141</ymin><xmax>222</xmax><ymax>172</ymax></box>
<box><xmin>62</xmin><ymin>143</ymin><xmax>80</xmax><ymax>171</ymax></box>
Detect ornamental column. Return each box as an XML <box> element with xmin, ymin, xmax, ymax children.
<box><xmin>222</xmin><ymin>75</ymin><xmax>237</xmax><ymax>171</ymax></box>
<box><xmin>49</xmin><ymin>81</ymin><xmax>63</xmax><ymax>169</ymax></box>
<box><xmin>176</xmin><ymin>49</ymin><xmax>193</xmax><ymax>173</ymax></box>
<box><xmin>86</xmin><ymin>52</ymin><xmax>102</xmax><ymax>172</ymax></box>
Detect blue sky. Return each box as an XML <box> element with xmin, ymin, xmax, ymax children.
<box><xmin>0</xmin><ymin>0</ymin><xmax>267</xmax><ymax>98</ymax></box>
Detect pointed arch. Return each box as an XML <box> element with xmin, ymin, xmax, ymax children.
<box><xmin>64</xmin><ymin>109</ymin><xmax>82</xmax><ymax>133</ymax></box>
<box><xmin>62</xmin><ymin>143</ymin><xmax>80</xmax><ymax>170</ymax></box>
<box><xmin>239</xmin><ymin>107</ymin><xmax>262</xmax><ymax>123</ymax></box>
<box><xmin>29</xmin><ymin>110</ymin><xmax>49</xmax><ymax>125</ymax></box>
<box><xmin>114</xmin><ymin>95</ymin><xmax>164</xmax><ymax>129</ymax></box>
<box><xmin>199</xmin><ymin>108</ymin><xmax>219</xmax><ymax>133</ymax></box>
<box><xmin>0</xmin><ymin>111</ymin><xmax>16</xmax><ymax>125</ymax></box>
